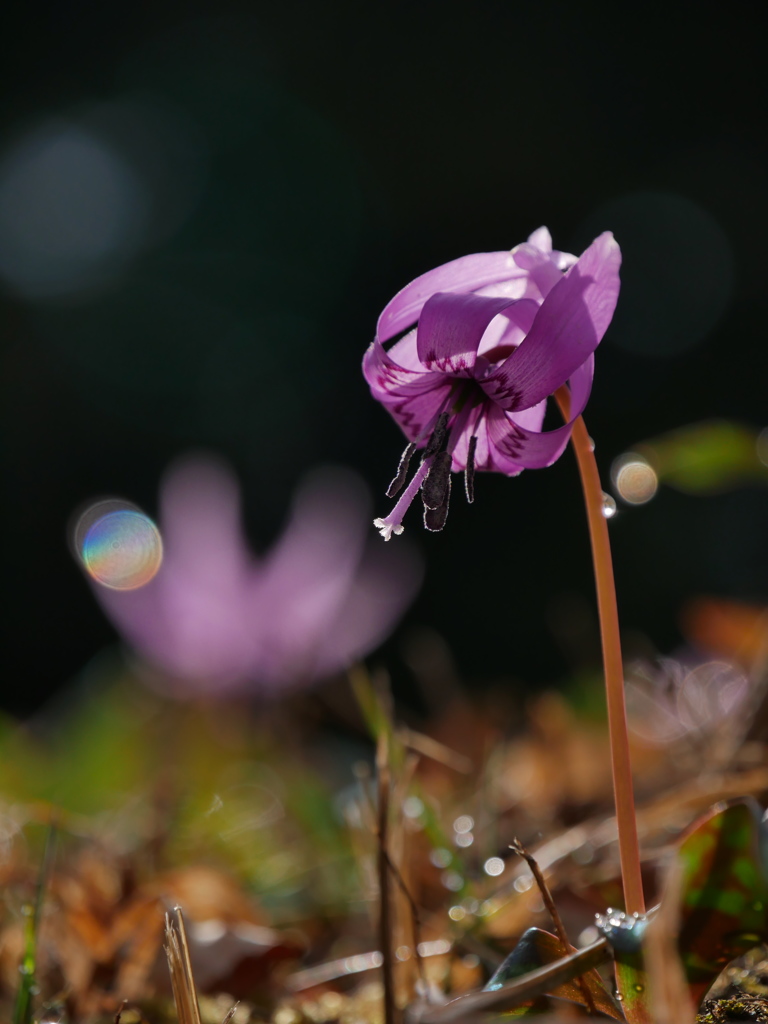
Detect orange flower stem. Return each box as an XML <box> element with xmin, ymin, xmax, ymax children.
<box><xmin>555</xmin><ymin>386</ymin><xmax>645</xmax><ymax>915</ymax></box>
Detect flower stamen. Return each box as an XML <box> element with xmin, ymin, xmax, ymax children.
<box><xmin>424</xmin><ymin>475</ymin><xmax>451</xmax><ymax>532</ymax></box>
<box><xmin>422</xmin><ymin>450</ymin><xmax>452</xmax><ymax>510</ymax></box>
<box><xmin>422</xmin><ymin>411</ymin><xmax>450</xmax><ymax>457</ymax></box>
<box><xmin>464</xmin><ymin>435</ymin><xmax>478</xmax><ymax>503</ymax></box>
<box><xmin>374</xmin><ymin>458</ymin><xmax>432</xmax><ymax>540</ymax></box>
<box><xmin>386</xmin><ymin>442</ymin><xmax>417</xmax><ymax>498</ymax></box>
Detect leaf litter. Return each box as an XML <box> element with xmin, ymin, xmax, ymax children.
<box><xmin>3</xmin><ymin>615</ymin><xmax>768</xmax><ymax>1022</ymax></box>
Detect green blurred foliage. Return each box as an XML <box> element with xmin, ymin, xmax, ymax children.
<box><xmin>637</xmin><ymin>420</ymin><xmax>768</xmax><ymax>495</ymax></box>
<box><xmin>0</xmin><ymin>670</ymin><xmax>357</xmax><ymax>919</ymax></box>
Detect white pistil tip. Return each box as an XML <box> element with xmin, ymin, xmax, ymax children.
<box><xmin>373</xmin><ymin>518</ymin><xmax>404</xmax><ymax>541</ymax></box>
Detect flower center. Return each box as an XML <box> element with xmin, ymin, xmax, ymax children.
<box><xmin>450</xmin><ymin>380</ymin><xmax>485</xmax><ymax>418</ymax></box>
<box><xmin>374</xmin><ymin>396</ymin><xmax>481</xmax><ymax>540</ymax></box>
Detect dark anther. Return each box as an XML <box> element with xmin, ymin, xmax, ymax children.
<box><xmin>424</xmin><ymin>477</ymin><xmax>451</xmax><ymax>532</ymax></box>
<box><xmin>422</xmin><ymin>451</ymin><xmax>452</xmax><ymax>509</ymax></box>
<box><xmin>386</xmin><ymin>442</ymin><xmax>417</xmax><ymax>498</ymax></box>
<box><xmin>422</xmin><ymin>412</ymin><xmax>449</xmax><ymax>458</ymax></box>
<box><xmin>464</xmin><ymin>435</ymin><xmax>477</xmax><ymax>503</ymax></box>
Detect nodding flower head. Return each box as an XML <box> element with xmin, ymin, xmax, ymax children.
<box><xmin>363</xmin><ymin>227</ymin><xmax>621</xmax><ymax>538</ymax></box>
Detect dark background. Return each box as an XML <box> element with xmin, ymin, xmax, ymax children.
<box><xmin>2</xmin><ymin>1</ymin><xmax>766</xmax><ymax>716</ymax></box>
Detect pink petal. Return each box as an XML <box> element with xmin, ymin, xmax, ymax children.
<box><xmin>508</xmin><ymin>396</ymin><xmax>547</xmax><ymax>432</ymax></box>
<box><xmin>363</xmin><ymin>338</ymin><xmax>441</xmax><ymax>394</ymax></box>
<box><xmin>482</xmin><ymin>232</ymin><xmax>620</xmax><ymax>411</ymax></box>
<box><xmin>256</xmin><ymin>468</ymin><xmax>371</xmax><ymax>682</ymax></box>
<box><xmin>386</xmin><ymin>328</ymin><xmax>423</xmax><ymax>371</ymax></box>
<box><xmin>526</xmin><ymin>226</ymin><xmax>553</xmax><ymax>252</ymax></box>
<box><xmin>511</xmin><ymin>243</ymin><xmax>565</xmax><ymax>296</ymax></box>
<box><xmin>363</xmin><ymin>338</ymin><xmax>456</xmax><ymax>441</ymax></box>
<box><xmin>311</xmin><ymin>542</ymin><xmax>423</xmax><ymax>678</ymax></box>
<box><xmin>377</xmin><ymin>251</ymin><xmax>525</xmax><ymax>342</ymax></box>
<box><xmin>476</xmin><ymin>298</ymin><xmax>540</xmax><ymax>360</ymax></box>
<box><xmin>525</xmin><ymin>226</ymin><xmax>578</xmax><ymax>271</ymax></box>
<box><xmin>382</xmin><ymin>384</ymin><xmax>455</xmax><ymax>443</ymax></box>
<box><xmin>416</xmin><ymin>292</ymin><xmax>522</xmax><ymax>375</ymax></box>
<box><xmin>486</xmin><ymin>357</ymin><xmax>594</xmax><ymax>471</ymax></box>
<box><xmin>95</xmin><ymin>456</ymin><xmax>260</xmax><ymax>686</ymax></box>
<box><xmin>161</xmin><ymin>455</ymin><xmax>254</xmax><ymax>578</ymax></box>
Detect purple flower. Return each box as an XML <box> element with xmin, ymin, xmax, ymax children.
<box><xmin>92</xmin><ymin>456</ymin><xmax>422</xmax><ymax>695</ymax></box>
<box><xmin>363</xmin><ymin>227</ymin><xmax>621</xmax><ymax>538</ymax></box>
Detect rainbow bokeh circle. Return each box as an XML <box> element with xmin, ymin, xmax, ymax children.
<box><xmin>80</xmin><ymin>508</ymin><xmax>163</xmax><ymax>590</ymax></box>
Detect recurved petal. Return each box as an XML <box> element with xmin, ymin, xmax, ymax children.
<box><xmin>482</xmin><ymin>232</ymin><xmax>620</xmax><ymax>411</ymax></box>
<box><xmin>417</xmin><ymin>292</ymin><xmax>523</xmax><ymax>375</ymax></box>
<box><xmin>477</xmin><ymin>298</ymin><xmax>540</xmax><ymax>360</ymax></box>
<box><xmin>380</xmin><ymin>382</ymin><xmax>456</xmax><ymax>443</ymax></box>
<box><xmin>507</xmin><ymin>396</ymin><xmax>547</xmax><ymax>432</ymax></box>
<box><xmin>487</xmin><ymin>357</ymin><xmax>594</xmax><ymax>470</ymax></box>
<box><xmin>363</xmin><ymin>339</ymin><xmax>454</xmax><ymax>441</ymax></box>
<box><xmin>377</xmin><ymin>251</ymin><xmax>526</xmax><ymax>342</ymax></box>
<box><xmin>363</xmin><ymin>338</ymin><xmax>441</xmax><ymax>394</ymax></box>
<box><xmin>386</xmin><ymin>328</ymin><xmax>423</xmax><ymax>370</ymax></box>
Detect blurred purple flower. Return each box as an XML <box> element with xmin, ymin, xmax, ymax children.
<box><xmin>363</xmin><ymin>227</ymin><xmax>621</xmax><ymax>537</ymax></box>
<box><xmin>626</xmin><ymin>657</ymin><xmax>751</xmax><ymax>746</ymax></box>
<box><xmin>92</xmin><ymin>457</ymin><xmax>422</xmax><ymax>695</ymax></box>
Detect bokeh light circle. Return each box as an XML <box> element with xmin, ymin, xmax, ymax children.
<box><xmin>0</xmin><ymin>120</ymin><xmax>149</xmax><ymax>298</ymax></box>
<box><xmin>74</xmin><ymin>501</ymin><xmax>162</xmax><ymax>590</ymax></box>
<box><xmin>611</xmin><ymin>453</ymin><xmax>659</xmax><ymax>505</ymax></box>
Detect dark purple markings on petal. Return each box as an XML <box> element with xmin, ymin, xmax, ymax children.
<box><xmin>481</xmin><ymin>379</ymin><xmax>523</xmax><ymax>408</ymax></box>
<box><xmin>422</xmin><ymin>450</ymin><xmax>452</xmax><ymax>509</ymax></box>
<box><xmin>423</xmin><ymin>476</ymin><xmax>451</xmax><ymax>532</ymax></box>
<box><xmin>386</xmin><ymin>383</ymin><xmax>453</xmax><ymax>441</ymax></box>
<box><xmin>391</xmin><ymin>399</ymin><xmax>428</xmax><ymax>438</ymax></box>
<box><xmin>423</xmin><ymin>411</ymin><xmax>450</xmax><ymax>457</ymax></box>
<box><xmin>464</xmin><ymin>436</ymin><xmax>477</xmax><ymax>503</ymax></box>
<box><xmin>363</xmin><ymin>339</ymin><xmax>442</xmax><ymax>395</ymax></box>
<box><xmin>386</xmin><ymin>442</ymin><xmax>417</xmax><ymax>498</ymax></box>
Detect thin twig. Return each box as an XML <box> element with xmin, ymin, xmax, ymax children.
<box><xmin>381</xmin><ymin>846</ymin><xmax>428</xmax><ymax>997</ymax></box>
<box><xmin>398</xmin><ymin>727</ymin><xmax>473</xmax><ymax>774</ymax></box>
<box><xmin>510</xmin><ymin>838</ymin><xmax>597</xmax><ymax>1016</ymax></box>
<box><xmin>359</xmin><ymin>750</ymin><xmax>429</xmax><ymax>1000</ymax></box>
<box><xmin>377</xmin><ymin>732</ymin><xmax>397</xmax><ymax>1024</ymax></box>
<box><xmin>416</xmin><ymin>939</ymin><xmax>611</xmax><ymax>1024</ymax></box>
<box><xmin>165</xmin><ymin>906</ymin><xmax>203</xmax><ymax>1024</ymax></box>
<box><xmin>114</xmin><ymin>1001</ymin><xmax>127</xmax><ymax>1024</ymax></box>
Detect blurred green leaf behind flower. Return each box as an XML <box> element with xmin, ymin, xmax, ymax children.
<box><xmin>635</xmin><ymin>420</ymin><xmax>768</xmax><ymax>495</ymax></box>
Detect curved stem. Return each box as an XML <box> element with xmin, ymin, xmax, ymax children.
<box><xmin>555</xmin><ymin>386</ymin><xmax>645</xmax><ymax>915</ymax></box>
